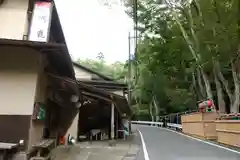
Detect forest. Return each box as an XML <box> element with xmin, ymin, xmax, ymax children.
<box><xmin>77</xmin><ymin>0</ymin><xmax>240</xmax><ymax>121</ymax></box>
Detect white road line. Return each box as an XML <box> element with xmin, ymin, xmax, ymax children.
<box><xmin>137</xmin><ymin>129</ymin><xmax>150</xmax><ymax>160</ymax></box>
<box><xmin>163</xmin><ymin>128</ymin><xmax>240</xmax><ymax>155</ymax></box>
<box><xmin>138</xmin><ymin>125</ymin><xmax>240</xmax><ymax>155</ymax></box>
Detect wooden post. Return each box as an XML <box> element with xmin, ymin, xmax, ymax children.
<box><xmin>128</xmin><ymin>118</ymin><xmax>131</xmax><ymax>135</ymax></box>
<box><xmin>115</xmin><ymin>112</ymin><xmax>119</xmax><ymax>139</ymax></box>
<box><xmin>111</xmin><ymin>102</ymin><xmax>115</xmax><ymax>139</ymax></box>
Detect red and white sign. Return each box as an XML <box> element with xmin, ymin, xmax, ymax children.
<box><xmin>29</xmin><ymin>1</ymin><xmax>53</xmax><ymax>42</ymax></box>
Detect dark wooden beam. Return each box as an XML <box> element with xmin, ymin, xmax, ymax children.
<box><xmin>82</xmin><ymin>92</ymin><xmax>112</xmax><ymax>103</ymax></box>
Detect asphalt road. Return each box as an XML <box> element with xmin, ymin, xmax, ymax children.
<box><xmin>135</xmin><ymin>125</ymin><xmax>240</xmax><ymax>160</ymax></box>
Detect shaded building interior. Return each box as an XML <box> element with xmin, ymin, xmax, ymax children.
<box><xmin>77</xmin><ymin>81</ymin><xmax>131</xmax><ymax>140</ymax></box>
<box><xmin>66</xmin><ymin>62</ymin><xmax>131</xmax><ymax>141</ymax></box>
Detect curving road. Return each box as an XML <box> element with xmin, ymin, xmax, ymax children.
<box><xmin>135</xmin><ymin>125</ymin><xmax>240</xmax><ymax>160</ymax></box>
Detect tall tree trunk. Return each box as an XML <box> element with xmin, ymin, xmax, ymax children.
<box><xmin>213</xmin><ymin>61</ymin><xmax>226</xmax><ymax>112</ymax></box>
<box><xmin>200</xmin><ymin>68</ymin><xmax>213</xmax><ymax>100</ymax></box>
<box><xmin>215</xmin><ymin>60</ymin><xmax>233</xmax><ymax>107</ymax></box>
<box><xmin>192</xmin><ymin>73</ymin><xmax>200</xmax><ymax>104</ymax></box>
<box><xmin>149</xmin><ymin>102</ymin><xmax>154</xmax><ymax>122</ymax></box>
<box><xmin>172</xmin><ymin>12</ymin><xmax>199</xmax><ymax>61</ymax></box>
<box><xmin>196</xmin><ymin>68</ymin><xmax>205</xmax><ymax>99</ymax></box>
<box><xmin>185</xmin><ymin>4</ymin><xmax>214</xmax><ymax>100</ymax></box>
<box><xmin>215</xmin><ymin>59</ymin><xmax>240</xmax><ymax>113</ymax></box>
<box><xmin>192</xmin><ymin>72</ymin><xmax>202</xmax><ymax>100</ymax></box>
<box><xmin>234</xmin><ymin>0</ymin><xmax>240</xmax><ymax>113</ymax></box>
<box><xmin>153</xmin><ymin>95</ymin><xmax>159</xmax><ymax>122</ymax></box>
<box><xmin>231</xmin><ymin>61</ymin><xmax>240</xmax><ymax>113</ymax></box>
<box><xmin>172</xmin><ymin>9</ymin><xmax>212</xmax><ymax>100</ymax></box>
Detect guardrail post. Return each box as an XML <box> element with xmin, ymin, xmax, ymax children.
<box><xmin>176</xmin><ymin>113</ymin><xmax>179</xmax><ymax>124</ymax></box>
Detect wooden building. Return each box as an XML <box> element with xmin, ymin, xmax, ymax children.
<box><xmin>0</xmin><ymin>0</ymin><xmax>131</xmax><ymax>159</ymax></box>
<box><xmin>66</xmin><ymin>63</ymin><xmax>131</xmax><ymax>141</ymax></box>
<box><xmin>0</xmin><ymin>0</ymin><xmax>80</xmax><ymax>158</ymax></box>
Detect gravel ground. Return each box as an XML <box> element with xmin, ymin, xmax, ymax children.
<box><xmin>51</xmin><ymin>130</ymin><xmax>140</xmax><ymax>160</ymax></box>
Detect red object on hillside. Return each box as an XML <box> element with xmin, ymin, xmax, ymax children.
<box><xmin>207</xmin><ymin>100</ymin><xmax>213</xmax><ymax>107</ymax></box>
<box><xmin>198</xmin><ymin>102</ymin><xmax>205</xmax><ymax>112</ymax></box>
<box><xmin>198</xmin><ymin>99</ymin><xmax>214</xmax><ymax>112</ymax></box>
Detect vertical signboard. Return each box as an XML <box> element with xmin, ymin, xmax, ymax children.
<box><xmin>32</xmin><ymin>102</ymin><xmax>46</xmax><ymax>120</ymax></box>
<box><xmin>28</xmin><ymin>1</ymin><xmax>53</xmax><ymax>42</ymax></box>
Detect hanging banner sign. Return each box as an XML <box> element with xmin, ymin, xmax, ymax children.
<box><xmin>32</xmin><ymin>102</ymin><xmax>46</xmax><ymax>120</ymax></box>
<box><xmin>28</xmin><ymin>1</ymin><xmax>53</xmax><ymax>42</ymax></box>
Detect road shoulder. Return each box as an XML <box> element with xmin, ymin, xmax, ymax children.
<box><xmin>51</xmin><ymin>131</ymin><xmax>141</xmax><ymax>160</ymax></box>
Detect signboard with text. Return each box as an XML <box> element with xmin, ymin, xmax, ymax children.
<box><xmin>32</xmin><ymin>102</ymin><xmax>46</xmax><ymax>120</ymax></box>
<box><xmin>28</xmin><ymin>1</ymin><xmax>53</xmax><ymax>42</ymax></box>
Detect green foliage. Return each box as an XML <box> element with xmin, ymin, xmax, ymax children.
<box><xmin>76</xmin><ymin>53</ymin><xmax>127</xmax><ymax>82</ymax></box>
<box><xmin>124</xmin><ymin>0</ymin><xmax>240</xmax><ymax>116</ymax></box>
<box><xmin>127</xmin><ymin>0</ymin><xmax>196</xmax><ymax>115</ymax></box>
<box><xmin>75</xmin><ymin>0</ymin><xmax>239</xmax><ymax>116</ymax></box>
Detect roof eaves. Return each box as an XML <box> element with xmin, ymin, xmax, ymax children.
<box><xmin>77</xmin><ymin>79</ymin><xmax>127</xmax><ymax>87</ymax></box>
<box><xmin>78</xmin><ymin>81</ymin><xmax>131</xmax><ymax>117</ymax></box>
<box><xmin>72</xmin><ymin>62</ymin><xmax>114</xmax><ymax>81</ymax></box>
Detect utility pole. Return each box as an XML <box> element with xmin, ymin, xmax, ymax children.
<box><xmin>128</xmin><ymin>32</ymin><xmax>131</xmax><ymax>106</ymax></box>
<box><xmin>133</xmin><ymin>0</ymin><xmax>138</xmax><ymax>78</ymax></box>
<box><xmin>127</xmin><ymin>0</ymin><xmax>138</xmax><ymax>133</ymax></box>
<box><xmin>128</xmin><ymin>32</ymin><xmax>132</xmax><ymax>133</ymax></box>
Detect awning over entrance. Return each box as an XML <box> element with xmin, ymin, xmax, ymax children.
<box><xmin>78</xmin><ymin>79</ymin><xmax>128</xmax><ymax>90</ymax></box>
<box><xmin>45</xmin><ymin>73</ymin><xmax>80</xmax><ymax>135</ymax></box>
<box><xmin>77</xmin><ymin>81</ymin><xmax>131</xmax><ymax>117</ymax></box>
<box><xmin>78</xmin><ymin>81</ymin><xmax>112</xmax><ymax>102</ymax></box>
<box><xmin>112</xmin><ymin>94</ymin><xmax>131</xmax><ymax>117</ymax></box>
<box><xmin>47</xmin><ymin>73</ymin><xmax>79</xmax><ymax>95</ymax></box>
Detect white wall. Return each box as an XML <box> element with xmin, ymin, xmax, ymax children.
<box><xmin>0</xmin><ymin>0</ymin><xmax>29</xmax><ymax>40</ymax></box>
<box><xmin>73</xmin><ymin>66</ymin><xmax>92</xmax><ymax>80</ymax></box>
<box><xmin>66</xmin><ymin>114</ymin><xmax>79</xmax><ymax>139</ymax></box>
<box><xmin>112</xmin><ymin>90</ymin><xmax>124</xmax><ymax>96</ymax></box>
<box><xmin>0</xmin><ymin>46</ymin><xmax>48</xmax><ymax>151</ymax></box>
<box><xmin>0</xmin><ymin>46</ymin><xmax>40</xmax><ymax>115</ymax></box>
<box><xmin>69</xmin><ymin>66</ymin><xmax>93</xmax><ymax>139</ymax></box>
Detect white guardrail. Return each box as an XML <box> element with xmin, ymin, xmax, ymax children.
<box><xmin>131</xmin><ymin>121</ymin><xmax>182</xmax><ymax>129</ymax></box>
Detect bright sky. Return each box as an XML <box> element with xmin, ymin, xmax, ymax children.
<box><xmin>55</xmin><ymin>0</ymin><xmax>134</xmax><ymax>64</ymax></box>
